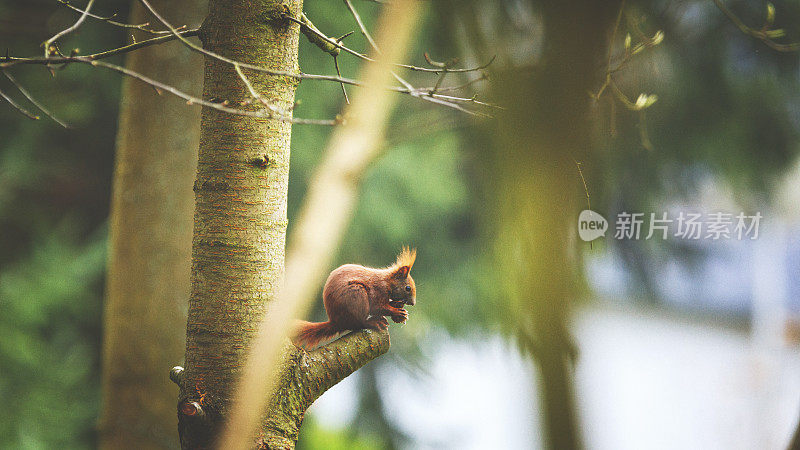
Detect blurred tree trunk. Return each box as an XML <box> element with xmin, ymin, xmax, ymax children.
<box><xmin>469</xmin><ymin>1</ymin><xmax>623</xmax><ymax>449</ymax></box>
<box><xmin>496</xmin><ymin>3</ymin><xmax>621</xmax><ymax>449</ymax></box>
<box><xmin>99</xmin><ymin>0</ymin><xmax>206</xmax><ymax>448</ymax></box>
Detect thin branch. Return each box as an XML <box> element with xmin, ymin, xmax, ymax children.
<box><xmin>333</xmin><ymin>56</ymin><xmax>350</xmax><ymax>104</ymax></box>
<box><xmin>290</xmin><ymin>10</ymin><xmax>496</xmax><ymax>74</ymax></box>
<box><xmin>3</xmin><ymin>71</ymin><xmax>68</xmax><ymax>127</ymax></box>
<box><xmin>136</xmin><ymin>0</ymin><xmax>321</xmax><ymax>81</ymax></box>
<box><xmin>57</xmin><ymin>0</ymin><xmax>173</xmax><ymax>35</ymax></box>
<box><xmin>82</xmin><ymin>57</ymin><xmax>334</xmax><ymax>125</ymax></box>
<box><xmin>415</xmin><ymin>93</ymin><xmax>490</xmax><ymax>117</ymax></box>
<box><xmin>712</xmin><ymin>0</ymin><xmax>800</xmax><ymax>52</ymax></box>
<box><xmin>3</xmin><ymin>47</ymin><xmax>487</xmax><ymax>116</ymax></box>
<box><xmin>295</xmin><ymin>5</ymin><xmax>496</xmax><ymax>116</ymax></box>
<box><xmin>291</xmin><ymin>10</ymin><xmax>494</xmax><ymax>115</ymax></box>
<box><xmin>2</xmin><ymin>0</ymin><xmax>495</xmax><ymax>123</ymax></box>
<box><xmin>424</xmin><ymin>53</ymin><xmax>457</xmax><ymax>95</ymax></box>
<box><xmin>2</xmin><ymin>29</ymin><xmax>200</xmax><ymax>68</ymax></box>
<box><xmin>0</xmin><ymin>86</ymin><xmax>39</xmax><ymax>120</ymax></box>
<box><xmin>426</xmin><ymin>92</ymin><xmax>503</xmax><ymax>109</ymax></box>
<box><xmin>344</xmin><ymin>0</ymin><xmax>380</xmax><ymax>51</ymax></box>
<box><xmin>43</xmin><ymin>0</ymin><xmax>96</xmax><ymax>58</ymax></box>
<box><xmin>232</xmin><ymin>63</ymin><xmax>296</xmax><ymax>119</ymax></box>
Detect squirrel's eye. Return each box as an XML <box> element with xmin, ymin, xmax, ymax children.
<box><xmin>405</xmin><ymin>285</ymin><xmax>411</xmax><ymax>292</ymax></box>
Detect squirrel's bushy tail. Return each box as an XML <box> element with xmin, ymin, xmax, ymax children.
<box><xmin>292</xmin><ymin>321</ymin><xmax>341</xmax><ymax>350</ymax></box>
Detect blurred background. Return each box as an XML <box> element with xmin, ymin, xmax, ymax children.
<box><xmin>2</xmin><ymin>0</ymin><xmax>800</xmax><ymax>448</ymax></box>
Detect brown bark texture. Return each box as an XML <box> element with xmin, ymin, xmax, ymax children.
<box><xmin>178</xmin><ymin>0</ymin><xmax>300</xmax><ymax>447</ymax></box>
<box><xmin>99</xmin><ymin>0</ymin><xmax>206</xmax><ymax>448</ymax></box>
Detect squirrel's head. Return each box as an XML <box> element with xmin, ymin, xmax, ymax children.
<box><xmin>388</xmin><ymin>247</ymin><xmax>416</xmax><ymax>306</ymax></box>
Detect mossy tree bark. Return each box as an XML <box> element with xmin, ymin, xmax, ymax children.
<box><xmin>99</xmin><ymin>0</ymin><xmax>205</xmax><ymax>448</ymax></box>
<box><xmin>175</xmin><ymin>1</ymin><xmax>389</xmax><ymax>448</ymax></box>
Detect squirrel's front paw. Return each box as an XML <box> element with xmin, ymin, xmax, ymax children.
<box><xmin>391</xmin><ymin>309</ymin><xmax>409</xmax><ymax>324</ymax></box>
<box><xmin>367</xmin><ymin>317</ymin><xmax>389</xmax><ymax>330</ymax></box>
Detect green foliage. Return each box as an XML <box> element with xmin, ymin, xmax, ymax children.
<box><xmin>0</xmin><ymin>1</ymin><xmax>126</xmax><ymax>446</ymax></box>
<box><xmin>0</xmin><ymin>223</ymin><xmax>106</xmax><ymax>448</ymax></box>
<box><xmin>296</xmin><ymin>415</ymin><xmax>383</xmax><ymax>450</ymax></box>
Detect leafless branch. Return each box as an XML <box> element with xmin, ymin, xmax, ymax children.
<box><xmin>333</xmin><ymin>56</ymin><xmax>350</xmax><ymax>104</ymax></box>
<box><xmin>712</xmin><ymin>0</ymin><xmax>800</xmax><ymax>52</ymax></box>
<box><xmin>57</xmin><ymin>0</ymin><xmax>173</xmax><ymax>35</ymax></box>
<box><xmin>344</xmin><ymin>0</ymin><xmax>380</xmax><ymax>52</ymax></box>
<box><xmin>2</xmin><ymin>0</ymin><xmax>497</xmax><ymax>125</ymax></box>
<box><xmin>67</xmin><ymin>56</ymin><xmax>335</xmax><ymax>124</ymax></box>
<box><xmin>2</xmin><ymin>29</ymin><xmax>200</xmax><ymax>68</ymax></box>
<box><xmin>287</xmin><ymin>10</ymin><xmax>496</xmax><ymax>74</ymax></box>
<box><xmin>292</xmin><ymin>8</ymin><xmax>495</xmax><ymax>115</ymax></box>
<box><xmin>44</xmin><ymin>0</ymin><xmax>96</xmax><ymax>58</ymax></box>
<box><xmin>232</xmin><ymin>64</ymin><xmax>298</xmax><ymax>119</ymax></box>
<box><xmin>0</xmin><ymin>85</ymin><xmax>40</xmax><ymax>120</ymax></box>
<box><xmin>2</xmin><ymin>71</ymin><xmax>68</xmax><ymax>127</ymax></box>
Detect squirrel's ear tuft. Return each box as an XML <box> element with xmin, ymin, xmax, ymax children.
<box><xmin>395</xmin><ymin>246</ymin><xmax>416</xmax><ymax>269</ymax></box>
<box><xmin>394</xmin><ymin>265</ymin><xmax>410</xmax><ymax>279</ymax></box>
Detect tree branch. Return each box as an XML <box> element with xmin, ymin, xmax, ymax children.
<box><xmin>43</xmin><ymin>0</ymin><xmax>96</xmax><ymax>58</ymax></box>
<box><xmin>712</xmin><ymin>0</ymin><xmax>800</xmax><ymax>52</ymax></box>
<box><xmin>2</xmin><ymin>71</ymin><xmax>68</xmax><ymax>127</ymax></box>
<box><xmin>260</xmin><ymin>330</ymin><xmax>390</xmax><ymax>447</ymax></box>
<box><xmin>171</xmin><ymin>329</ymin><xmax>389</xmax><ymax>447</ymax></box>
<box><xmin>57</xmin><ymin>0</ymin><xmax>175</xmax><ymax>35</ymax></box>
<box><xmin>2</xmin><ymin>29</ymin><xmax>200</xmax><ymax>67</ymax></box>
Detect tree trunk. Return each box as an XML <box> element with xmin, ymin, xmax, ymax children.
<box><xmin>159</xmin><ymin>0</ymin><xmax>399</xmax><ymax>446</ymax></box>
<box><xmin>99</xmin><ymin>1</ymin><xmax>205</xmax><ymax>448</ymax></box>
<box><xmin>176</xmin><ymin>0</ymin><xmax>300</xmax><ymax>447</ymax></box>
<box><xmin>485</xmin><ymin>2</ymin><xmax>623</xmax><ymax>449</ymax></box>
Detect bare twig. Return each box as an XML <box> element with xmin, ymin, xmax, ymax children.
<box><xmin>82</xmin><ymin>57</ymin><xmax>334</xmax><ymax>124</ymax></box>
<box><xmin>289</xmin><ymin>10</ymin><xmax>496</xmax><ymax>74</ymax></box>
<box><xmin>2</xmin><ymin>0</ymin><xmax>496</xmax><ymax>124</ymax></box>
<box><xmin>712</xmin><ymin>0</ymin><xmax>800</xmax><ymax>52</ymax></box>
<box><xmin>57</xmin><ymin>0</ymin><xmax>173</xmax><ymax>35</ymax></box>
<box><xmin>424</xmin><ymin>52</ymin><xmax>457</xmax><ymax>95</ymax></box>
<box><xmin>0</xmin><ymin>86</ymin><xmax>39</xmax><ymax>120</ymax></box>
<box><xmin>333</xmin><ymin>56</ymin><xmax>350</xmax><ymax>104</ymax></box>
<box><xmin>2</xmin><ymin>71</ymin><xmax>68</xmax><ymax>127</ymax></box>
<box><xmin>426</xmin><ymin>92</ymin><xmax>503</xmax><ymax>109</ymax></box>
<box><xmin>3</xmin><ymin>29</ymin><xmax>200</xmax><ymax>68</ymax></box>
<box><xmin>232</xmin><ymin>64</ymin><xmax>295</xmax><ymax>118</ymax></box>
<box><xmin>44</xmin><ymin>0</ymin><xmax>96</xmax><ymax>58</ymax></box>
<box><xmin>292</xmin><ymin>9</ymin><xmax>494</xmax><ymax>115</ymax></box>
<box><xmin>344</xmin><ymin>0</ymin><xmax>380</xmax><ymax>51</ymax></box>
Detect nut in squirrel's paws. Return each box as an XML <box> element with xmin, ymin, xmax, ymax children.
<box><xmin>389</xmin><ymin>300</ymin><xmax>409</xmax><ymax>323</ymax></box>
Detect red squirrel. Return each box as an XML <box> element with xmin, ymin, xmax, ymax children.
<box><xmin>292</xmin><ymin>247</ymin><xmax>417</xmax><ymax>349</ymax></box>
